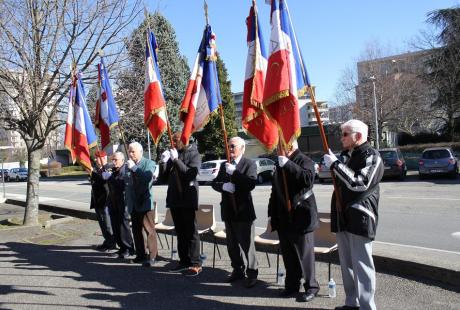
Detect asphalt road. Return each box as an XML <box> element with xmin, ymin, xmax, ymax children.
<box><xmin>3</xmin><ymin>174</ymin><xmax>460</xmax><ymax>254</ymax></box>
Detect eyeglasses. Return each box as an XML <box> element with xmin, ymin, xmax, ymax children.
<box><xmin>342</xmin><ymin>132</ymin><xmax>355</xmax><ymax>137</ymax></box>
<box><xmin>229</xmin><ymin>144</ymin><xmax>240</xmax><ymax>149</ymax></box>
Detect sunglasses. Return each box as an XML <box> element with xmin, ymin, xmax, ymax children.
<box><xmin>342</xmin><ymin>132</ymin><xmax>355</xmax><ymax>137</ymax></box>
<box><xmin>229</xmin><ymin>144</ymin><xmax>239</xmax><ymax>149</ymax></box>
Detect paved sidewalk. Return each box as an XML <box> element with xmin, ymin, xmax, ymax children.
<box><xmin>0</xmin><ymin>203</ymin><xmax>459</xmax><ymax>310</ymax></box>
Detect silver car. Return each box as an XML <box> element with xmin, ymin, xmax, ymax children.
<box><xmin>418</xmin><ymin>147</ymin><xmax>458</xmax><ymax>179</ymax></box>
<box><xmin>197</xmin><ymin>160</ymin><xmax>226</xmax><ymax>184</ymax></box>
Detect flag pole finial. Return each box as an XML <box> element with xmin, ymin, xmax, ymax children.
<box><xmin>98</xmin><ymin>49</ymin><xmax>104</xmax><ymax>57</ymax></box>
<box><xmin>204</xmin><ymin>0</ymin><xmax>209</xmax><ymax>25</ymax></box>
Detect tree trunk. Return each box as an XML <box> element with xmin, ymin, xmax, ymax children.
<box><xmin>22</xmin><ymin>148</ymin><xmax>42</xmax><ymax>226</ymax></box>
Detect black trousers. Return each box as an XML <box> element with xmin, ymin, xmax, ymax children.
<box><xmin>110</xmin><ymin>201</ymin><xmax>134</xmax><ymax>254</ymax></box>
<box><xmin>95</xmin><ymin>206</ymin><xmax>115</xmax><ymax>247</ymax></box>
<box><xmin>225</xmin><ymin>221</ymin><xmax>258</xmax><ymax>278</ymax></box>
<box><xmin>170</xmin><ymin>208</ymin><xmax>201</xmax><ymax>267</ymax></box>
<box><xmin>278</xmin><ymin>229</ymin><xmax>319</xmax><ymax>294</ymax></box>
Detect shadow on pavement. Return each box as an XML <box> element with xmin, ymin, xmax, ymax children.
<box><xmin>0</xmin><ymin>242</ymin><xmax>328</xmax><ymax>309</ymax></box>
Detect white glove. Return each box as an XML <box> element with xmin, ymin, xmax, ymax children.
<box><xmin>161</xmin><ymin>150</ymin><xmax>170</xmax><ymax>163</ymax></box>
<box><xmin>225</xmin><ymin>163</ymin><xmax>236</xmax><ymax>175</ymax></box>
<box><xmin>170</xmin><ymin>148</ymin><xmax>178</xmax><ymax>160</ymax></box>
<box><xmin>323</xmin><ymin>149</ymin><xmax>338</xmax><ymax>169</ymax></box>
<box><xmin>102</xmin><ymin>171</ymin><xmax>112</xmax><ymax>180</ymax></box>
<box><xmin>222</xmin><ymin>182</ymin><xmax>235</xmax><ymax>193</ymax></box>
<box><xmin>278</xmin><ymin>156</ymin><xmax>289</xmax><ymax>167</ymax></box>
<box><xmin>127</xmin><ymin>159</ymin><xmax>138</xmax><ymax>171</ymax></box>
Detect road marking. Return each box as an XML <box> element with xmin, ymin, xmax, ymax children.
<box><xmin>375</xmin><ymin>241</ymin><xmax>460</xmax><ymax>255</ymax></box>
<box><xmin>384</xmin><ymin>196</ymin><xmax>460</xmax><ymax>201</ymax></box>
<box><xmin>452</xmin><ymin>232</ymin><xmax>460</xmax><ymax>239</ymax></box>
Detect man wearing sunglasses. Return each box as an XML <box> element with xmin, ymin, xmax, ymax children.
<box><xmin>212</xmin><ymin>137</ymin><xmax>258</xmax><ymax>288</ymax></box>
<box><xmin>323</xmin><ymin>119</ymin><xmax>384</xmax><ymax>310</ymax></box>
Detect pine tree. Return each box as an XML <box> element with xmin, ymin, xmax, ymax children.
<box><xmin>195</xmin><ymin>56</ymin><xmax>237</xmax><ymax>159</ymax></box>
<box><xmin>116</xmin><ymin>12</ymin><xmax>190</xmax><ymax>158</ymax></box>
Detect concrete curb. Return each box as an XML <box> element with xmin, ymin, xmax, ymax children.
<box><xmin>4</xmin><ymin>198</ymin><xmax>459</xmax><ymax>291</ymax></box>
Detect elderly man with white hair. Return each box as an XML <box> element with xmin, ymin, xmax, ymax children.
<box><xmin>125</xmin><ymin>142</ymin><xmax>158</xmax><ymax>267</ymax></box>
<box><xmin>212</xmin><ymin>136</ymin><xmax>258</xmax><ymax>288</ymax></box>
<box><xmin>323</xmin><ymin>119</ymin><xmax>384</xmax><ymax>310</ymax></box>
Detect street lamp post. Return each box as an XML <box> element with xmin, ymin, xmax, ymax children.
<box><xmin>369</xmin><ymin>76</ymin><xmax>380</xmax><ymax>149</ymax></box>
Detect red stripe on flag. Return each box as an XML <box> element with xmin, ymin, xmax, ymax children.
<box><xmin>179</xmin><ymin>78</ymin><xmax>198</xmax><ymax>145</ymax></box>
<box><xmin>144</xmin><ymin>81</ymin><xmax>167</xmax><ymax>144</ymax></box>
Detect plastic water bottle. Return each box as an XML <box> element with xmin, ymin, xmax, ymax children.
<box><xmin>199</xmin><ymin>253</ymin><xmax>207</xmax><ymax>266</ymax></box>
<box><xmin>277</xmin><ymin>268</ymin><xmax>285</xmax><ymax>286</ymax></box>
<box><xmin>171</xmin><ymin>249</ymin><xmax>178</xmax><ymax>260</ymax></box>
<box><xmin>328</xmin><ymin>278</ymin><xmax>336</xmax><ymax>298</ymax></box>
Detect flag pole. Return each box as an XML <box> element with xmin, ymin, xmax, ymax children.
<box><xmin>307</xmin><ymin>87</ymin><xmax>343</xmax><ymax>218</ymax></box>
<box><xmin>277</xmin><ymin>133</ymin><xmax>292</xmax><ymax>213</ymax></box>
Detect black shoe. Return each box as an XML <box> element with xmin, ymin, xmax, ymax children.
<box><xmin>278</xmin><ymin>288</ymin><xmax>298</xmax><ymax>298</ymax></box>
<box><xmin>226</xmin><ymin>270</ymin><xmax>245</xmax><ymax>283</ymax></box>
<box><xmin>244</xmin><ymin>277</ymin><xmax>257</xmax><ymax>288</ymax></box>
<box><xmin>297</xmin><ymin>292</ymin><xmax>317</xmax><ymax>302</ymax></box>
<box><xmin>335</xmin><ymin>306</ymin><xmax>360</xmax><ymax>310</ymax></box>
<box><xmin>130</xmin><ymin>256</ymin><xmax>146</xmax><ymax>264</ymax></box>
<box><xmin>142</xmin><ymin>259</ymin><xmax>156</xmax><ymax>267</ymax></box>
<box><xmin>95</xmin><ymin>243</ymin><xmax>108</xmax><ymax>251</ymax></box>
<box><xmin>169</xmin><ymin>263</ymin><xmax>189</xmax><ymax>272</ymax></box>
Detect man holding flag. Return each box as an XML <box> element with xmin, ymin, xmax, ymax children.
<box><xmin>263</xmin><ymin>0</ymin><xmax>320</xmax><ymax>302</ymax></box>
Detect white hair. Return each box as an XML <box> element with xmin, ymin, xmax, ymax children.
<box><xmin>230</xmin><ymin>136</ymin><xmax>246</xmax><ymax>148</ymax></box>
<box><xmin>128</xmin><ymin>142</ymin><xmax>143</xmax><ymax>153</ymax></box>
<box><xmin>341</xmin><ymin>119</ymin><xmax>368</xmax><ymax>141</ymax></box>
<box><xmin>113</xmin><ymin>151</ymin><xmax>125</xmax><ymax>160</ymax></box>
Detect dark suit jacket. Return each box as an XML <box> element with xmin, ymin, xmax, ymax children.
<box><xmin>212</xmin><ymin>157</ymin><xmax>257</xmax><ymax>222</ymax></box>
<box><xmin>90</xmin><ymin>166</ymin><xmax>109</xmax><ymax>209</ymax></box>
<box><xmin>107</xmin><ymin>165</ymin><xmax>126</xmax><ymax>211</ymax></box>
<box><xmin>162</xmin><ymin>143</ymin><xmax>201</xmax><ymax>210</ymax></box>
<box><xmin>268</xmin><ymin>149</ymin><xmax>319</xmax><ymax>234</ymax></box>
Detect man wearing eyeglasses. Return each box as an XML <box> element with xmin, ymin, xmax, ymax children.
<box><xmin>323</xmin><ymin>119</ymin><xmax>384</xmax><ymax>310</ymax></box>
<box><xmin>212</xmin><ymin>136</ymin><xmax>258</xmax><ymax>288</ymax></box>
<box><xmin>103</xmin><ymin>151</ymin><xmax>135</xmax><ymax>259</ymax></box>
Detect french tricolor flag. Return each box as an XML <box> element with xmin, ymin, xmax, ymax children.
<box><xmin>144</xmin><ymin>30</ymin><xmax>168</xmax><ymax>145</ymax></box>
<box><xmin>263</xmin><ymin>0</ymin><xmax>311</xmax><ymax>149</ymax></box>
<box><xmin>64</xmin><ymin>71</ymin><xmax>97</xmax><ymax>171</ymax></box>
<box><xmin>242</xmin><ymin>1</ymin><xmax>278</xmax><ymax>151</ymax></box>
<box><xmin>180</xmin><ymin>24</ymin><xmax>221</xmax><ymax>146</ymax></box>
<box><xmin>95</xmin><ymin>56</ymin><xmax>119</xmax><ymax>151</ymax></box>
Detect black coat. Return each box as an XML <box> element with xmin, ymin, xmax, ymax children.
<box><xmin>268</xmin><ymin>150</ymin><xmax>319</xmax><ymax>234</ymax></box>
<box><xmin>212</xmin><ymin>157</ymin><xmax>257</xmax><ymax>222</ymax></box>
<box><xmin>330</xmin><ymin>142</ymin><xmax>383</xmax><ymax>240</ymax></box>
<box><xmin>90</xmin><ymin>166</ymin><xmax>109</xmax><ymax>209</ymax></box>
<box><xmin>107</xmin><ymin>165</ymin><xmax>126</xmax><ymax>210</ymax></box>
<box><xmin>163</xmin><ymin>143</ymin><xmax>201</xmax><ymax>210</ymax></box>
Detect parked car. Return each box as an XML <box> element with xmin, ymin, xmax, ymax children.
<box><xmin>9</xmin><ymin>167</ymin><xmax>28</xmax><ymax>181</ymax></box>
<box><xmin>0</xmin><ymin>168</ymin><xmax>9</xmax><ymax>182</ymax></box>
<box><xmin>317</xmin><ymin>153</ymin><xmax>341</xmax><ymax>183</ymax></box>
<box><xmin>197</xmin><ymin>159</ymin><xmax>226</xmax><ymax>184</ymax></box>
<box><xmin>253</xmin><ymin>158</ymin><xmax>275</xmax><ymax>184</ymax></box>
<box><xmin>418</xmin><ymin>147</ymin><xmax>458</xmax><ymax>179</ymax></box>
<box><xmin>379</xmin><ymin>148</ymin><xmax>407</xmax><ymax>180</ymax></box>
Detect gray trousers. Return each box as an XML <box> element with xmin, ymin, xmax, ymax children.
<box><xmin>336</xmin><ymin>231</ymin><xmax>376</xmax><ymax>310</ymax></box>
<box><xmin>224</xmin><ymin>221</ymin><xmax>258</xmax><ymax>278</ymax></box>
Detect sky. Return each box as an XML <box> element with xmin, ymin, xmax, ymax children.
<box><xmin>143</xmin><ymin>0</ymin><xmax>459</xmax><ymax>105</ymax></box>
